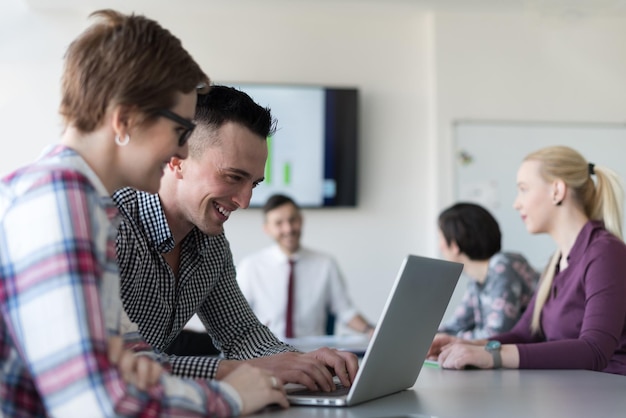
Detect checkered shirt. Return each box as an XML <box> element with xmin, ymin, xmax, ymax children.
<box><xmin>113</xmin><ymin>187</ymin><xmax>296</xmax><ymax>379</ymax></box>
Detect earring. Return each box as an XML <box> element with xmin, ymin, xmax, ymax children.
<box><xmin>554</xmin><ymin>199</ymin><xmax>563</xmax><ymax>206</ymax></box>
<box><xmin>115</xmin><ymin>134</ymin><xmax>130</xmax><ymax>146</ymax></box>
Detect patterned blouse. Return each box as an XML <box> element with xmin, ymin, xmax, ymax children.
<box><xmin>439</xmin><ymin>252</ymin><xmax>540</xmax><ymax>339</ymax></box>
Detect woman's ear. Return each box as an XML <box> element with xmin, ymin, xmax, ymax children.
<box><xmin>449</xmin><ymin>240</ymin><xmax>461</xmax><ymax>256</ymax></box>
<box><xmin>552</xmin><ymin>179</ymin><xmax>566</xmax><ymax>206</ymax></box>
<box><xmin>111</xmin><ymin>104</ymin><xmax>133</xmax><ymax>137</ymax></box>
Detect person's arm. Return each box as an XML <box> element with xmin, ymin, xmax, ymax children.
<box><xmin>0</xmin><ymin>173</ymin><xmax>240</xmax><ymax>416</ymax></box>
<box><xmin>513</xmin><ymin>247</ymin><xmax>626</xmax><ymax>371</ymax></box>
<box><xmin>436</xmin><ymin>277</ymin><xmax>538</xmax><ymax>369</ymax></box>
<box><xmin>325</xmin><ymin>257</ymin><xmax>361</xmax><ymax>330</ymax></box>
<box><xmin>441</xmin><ymin>241</ymin><xmax>626</xmax><ymax>371</ymax></box>
<box><xmin>196</xmin><ymin>247</ymin><xmax>359</xmax><ymax>391</ymax></box>
<box><xmin>438</xmin><ymin>339</ymin><xmax>520</xmax><ymax>369</ymax></box>
<box><xmin>201</xmin><ymin>246</ymin><xmax>298</xmax><ymax>358</ymax></box>
<box><xmin>324</xmin><ymin>258</ymin><xmax>376</xmax><ymax>336</ymax></box>
<box><xmin>108</xmin><ymin>336</ymin><xmax>164</xmax><ymax>390</ymax></box>
<box><xmin>346</xmin><ymin>314</ymin><xmax>375</xmax><ymax>336</ymax></box>
<box><xmin>133</xmin><ymin>240</ymin><xmax>294</xmax><ymax>380</ymax></box>
<box><xmin>468</xmin><ymin>267</ymin><xmax>529</xmax><ymax>340</ymax></box>
<box><xmin>438</xmin><ymin>286</ymin><xmax>477</xmax><ymax>337</ymax></box>
<box><xmin>491</xmin><ymin>289</ymin><xmax>542</xmax><ymax>345</ymax></box>
<box><xmin>429</xmin><ymin>263</ymin><xmax>538</xmax><ymax>364</ymax></box>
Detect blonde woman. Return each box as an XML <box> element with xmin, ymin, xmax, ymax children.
<box><xmin>427</xmin><ymin>145</ymin><xmax>626</xmax><ymax>375</ymax></box>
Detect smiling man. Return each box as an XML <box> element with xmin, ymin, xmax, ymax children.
<box><xmin>237</xmin><ymin>194</ymin><xmax>374</xmax><ymax>339</ymax></box>
<box><xmin>113</xmin><ymin>85</ymin><xmax>358</xmax><ymax>391</ymax></box>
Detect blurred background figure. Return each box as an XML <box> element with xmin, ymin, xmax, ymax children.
<box><xmin>436</xmin><ymin>202</ymin><xmax>539</xmax><ymax>339</ymax></box>
<box><xmin>237</xmin><ymin>194</ymin><xmax>375</xmax><ymax>339</ymax></box>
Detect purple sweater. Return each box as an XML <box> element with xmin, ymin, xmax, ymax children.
<box><xmin>495</xmin><ymin>221</ymin><xmax>626</xmax><ymax>375</ymax></box>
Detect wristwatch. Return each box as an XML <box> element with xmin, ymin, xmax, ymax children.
<box><xmin>485</xmin><ymin>340</ymin><xmax>502</xmax><ymax>369</ymax></box>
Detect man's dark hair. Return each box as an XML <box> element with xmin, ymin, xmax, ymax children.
<box><xmin>189</xmin><ymin>85</ymin><xmax>277</xmax><ymax>156</ymax></box>
<box><xmin>263</xmin><ymin>193</ymin><xmax>300</xmax><ymax>215</ymax></box>
<box><xmin>197</xmin><ymin>85</ymin><xmax>276</xmax><ymax>137</ymax></box>
<box><xmin>438</xmin><ymin>202</ymin><xmax>501</xmax><ymax>260</ymax></box>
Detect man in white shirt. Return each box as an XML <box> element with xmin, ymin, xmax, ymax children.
<box><xmin>237</xmin><ymin>194</ymin><xmax>374</xmax><ymax>339</ymax></box>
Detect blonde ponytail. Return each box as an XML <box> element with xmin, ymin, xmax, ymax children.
<box><xmin>530</xmin><ymin>251</ymin><xmax>560</xmax><ymax>334</ymax></box>
<box><xmin>591</xmin><ymin>165</ymin><xmax>624</xmax><ymax>239</ymax></box>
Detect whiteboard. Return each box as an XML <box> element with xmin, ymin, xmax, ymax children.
<box><xmin>454</xmin><ymin>121</ymin><xmax>626</xmax><ymax>272</ymax></box>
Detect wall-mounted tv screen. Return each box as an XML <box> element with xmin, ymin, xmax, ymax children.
<box><xmin>226</xmin><ymin>83</ymin><xmax>358</xmax><ymax>208</ymax></box>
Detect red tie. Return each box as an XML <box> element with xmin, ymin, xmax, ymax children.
<box><xmin>285</xmin><ymin>259</ymin><xmax>296</xmax><ymax>338</ymax></box>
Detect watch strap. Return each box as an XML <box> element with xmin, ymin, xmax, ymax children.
<box><xmin>490</xmin><ymin>349</ymin><xmax>502</xmax><ymax>369</ymax></box>
<box><xmin>485</xmin><ymin>340</ymin><xmax>502</xmax><ymax>369</ymax></box>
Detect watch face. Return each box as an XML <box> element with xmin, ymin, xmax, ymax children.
<box><xmin>486</xmin><ymin>340</ymin><xmax>501</xmax><ymax>351</ymax></box>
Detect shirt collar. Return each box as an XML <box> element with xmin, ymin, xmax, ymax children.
<box><xmin>568</xmin><ymin>220</ymin><xmax>604</xmax><ymax>262</ymax></box>
<box><xmin>269</xmin><ymin>244</ymin><xmax>301</xmax><ymax>263</ymax></box>
<box><xmin>136</xmin><ymin>191</ymin><xmax>176</xmax><ymax>253</ymax></box>
<box><xmin>135</xmin><ymin>191</ymin><xmax>219</xmax><ymax>256</ymax></box>
<box><xmin>43</xmin><ymin>145</ymin><xmax>119</xmax><ymax>223</ymax></box>
<box><xmin>43</xmin><ymin>145</ymin><xmax>110</xmax><ymax>198</ymax></box>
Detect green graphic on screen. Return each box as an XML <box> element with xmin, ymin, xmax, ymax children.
<box><xmin>265</xmin><ymin>134</ymin><xmax>272</xmax><ymax>184</ymax></box>
<box><xmin>264</xmin><ymin>134</ymin><xmax>292</xmax><ymax>186</ymax></box>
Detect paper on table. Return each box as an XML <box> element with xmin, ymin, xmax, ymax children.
<box><xmin>423</xmin><ymin>359</ymin><xmax>440</xmax><ymax>368</ymax></box>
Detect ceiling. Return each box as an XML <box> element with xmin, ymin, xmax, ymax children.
<box><xmin>18</xmin><ymin>0</ymin><xmax>626</xmax><ymax>20</ymax></box>
<box><xmin>18</xmin><ymin>0</ymin><xmax>623</xmax><ymax>13</ymax></box>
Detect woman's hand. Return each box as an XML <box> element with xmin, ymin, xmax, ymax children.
<box><xmin>437</xmin><ymin>341</ymin><xmax>493</xmax><ymax>369</ymax></box>
<box><xmin>438</xmin><ymin>341</ymin><xmax>519</xmax><ymax>370</ymax></box>
<box><xmin>223</xmin><ymin>364</ymin><xmax>289</xmax><ymax>415</ymax></box>
<box><xmin>107</xmin><ymin>336</ymin><xmax>163</xmax><ymax>391</ymax></box>
<box><xmin>426</xmin><ymin>333</ymin><xmax>460</xmax><ymax>360</ymax></box>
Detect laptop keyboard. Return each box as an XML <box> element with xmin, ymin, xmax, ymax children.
<box><xmin>289</xmin><ymin>382</ymin><xmax>350</xmax><ymax>397</ymax></box>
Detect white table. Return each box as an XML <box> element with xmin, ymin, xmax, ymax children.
<box><xmin>251</xmin><ymin>365</ymin><xmax>626</xmax><ymax>418</ymax></box>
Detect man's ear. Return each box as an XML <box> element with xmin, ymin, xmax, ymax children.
<box><xmin>169</xmin><ymin>157</ymin><xmax>184</xmax><ymax>178</ymax></box>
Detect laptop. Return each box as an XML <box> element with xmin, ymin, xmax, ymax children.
<box><xmin>286</xmin><ymin>254</ymin><xmax>462</xmax><ymax>407</ymax></box>
<box><xmin>283</xmin><ymin>335</ymin><xmax>370</xmax><ymax>357</ymax></box>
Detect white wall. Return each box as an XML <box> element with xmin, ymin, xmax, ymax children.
<box><xmin>0</xmin><ymin>2</ymin><xmax>84</xmax><ymax>170</ymax></box>
<box><xmin>3</xmin><ymin>0</ymin><xmax>626</xmax><ymax>324</ymax></box>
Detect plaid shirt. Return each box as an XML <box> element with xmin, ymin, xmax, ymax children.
<box><xmin>113</xmin><ymin>188</ymin><xmax>296</xmax><ymax>379</ymax></box>
<box><xmin>0</xmin><ymin>146</ymin><xmax>239</xmax><ymax>417</ymax></box>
